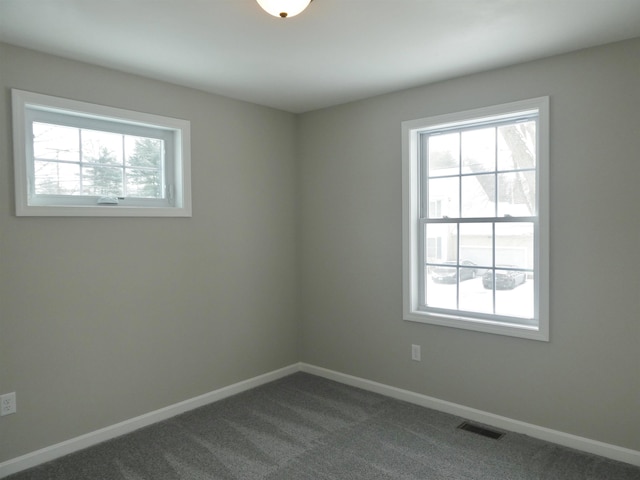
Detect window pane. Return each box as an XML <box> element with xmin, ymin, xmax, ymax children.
<box><xmin>425</xmin><ymin>222</ymin><xmax>458</xmax><ymax>311</ymax></box>
<box><xmin>429</xmin><ymin>199</ymin><xmax>443</xmax><ymax>218</ymax></box>
<box><xmin>125</xmin><ymin>168</ymin><xmax>162</xmax><ymax>198</ymax></box>
<box><xmin>459</xmin><ymin>223</ymin><xmax>493</xmax><ymax>268</ymax></box>
<box><xmin>424</xmin><ymin>221</ymin><xmax>457</xmax><ymax>311</ymax></box>
<box><xmin>495</xmin><ymin>271</ymin><xmax>534</xmax><ymax>319</ymax></box>
<box><xmin>82</xmin><ymin>166</ymin><xmax>123</xmax><ymax>196</ymax></box>
<box><xmin>428</xmin><ymin>132</ymin><xmax>459</xmax><ymax>177</ymax></box>
<box><xmin>82</xmin><ymin>129</ymin><xmax>123</xmax><ymax>165</ymax></box>
<box><xmin>123</xmin><ymin>136</ymin><xmax>163</xmax><ymax>198</ymax></box>
<box><xmin>34</xmin><ymin>160</ymin><xmax>80</xmax><ymax>194</ymax></box>
<box><xmin>458</xmin><ymin>223</ymin><xmax>492</xmax><ymax>314</ymax></box>
<box><xmin>425</xmin><ymin>223</ymin><xmax>457</xmax><ymax>263</ymax></box>
<box><xmin>431</xmin><ymin>262</ymin><xmax>457</xmax><ymax>284</ymax></box>
<box><xmin>125</xmin><ymin>136</ymin><xmax>162</xmax><ymax>169</ymax></box>
<box><xmin>425</xmin><ymin>235</ymin><xmax>442</xmax><ymax>260</ymax></box>
<box><xmin>461</xmin><ymin>173</ymin><xmax>494</xmax><ymax>218</ymax></box>
<box><xmin>33</xmin><ymin>123</ymin><xmax>79</xmax><ymax>162</ymax></box>
<box><xmin>497</xmin><ymin>121</ymin><xmax>536</xmax><ymax>171</ymax></box>
<box><xmin>425</xmin><ymin>273</ymin><xmax>457</xmax><ymax>310</ymax></box>
<box><xmin>495</xmin><ymin>222</ymin><xmax>533</xmax><ymax>268</ymax></box>
<box><xmin>497</xmin><ymin>171</ymin><xmax>536</xmax><ymax>217</ymax></box>
<box><xmin>428</xmin><ymin>177</ymin><xmax>459</xmax><ymax>218</ymax></box>
<box><xmin>459</xmin><ymin>267</ymin><xmax>493</xmax><ymax>314</ymax></box>
<box><xmin>461</xmin><ymin>127</ymin><xmax>495</xmax><ymax>173</ymax></box>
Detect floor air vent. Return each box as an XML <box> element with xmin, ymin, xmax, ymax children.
<box><xmin>457</xmin><ymin>421</ymin><xmax>505</xmax><ymax>440</ymax></box>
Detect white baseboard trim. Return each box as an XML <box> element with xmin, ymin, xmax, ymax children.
<box><xmin>299</xmin><ymin>363</ymin><xmax>640</xmax><ymax>467</ymax></box>
<box><xmin>0</xmin><ymin>364</ymin><xmax>300</xmax><ymax>478</ymax></box>
<box><xmin>2</xmin><ymin>362</ymin><xmax>638</xmax><ymax>478</ymax></box>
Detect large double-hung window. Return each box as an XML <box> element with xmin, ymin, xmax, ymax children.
<box><xmin>12</xmin><ymin>89</ymin><xmax>191</xmax><ymax>217</ymax></box>
<box><xmin>402</xmin><ymin>98</ymin><xmax>549</xmax><ymax>340</ymax></box>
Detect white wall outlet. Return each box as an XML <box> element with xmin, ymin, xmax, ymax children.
<box><xmin>1</xmin><ymin>392</ymin><xmax>17</xmax><ymax>416</ymax></box>
<box><xmin>411</xmin><ymin>344</ymin><xmax>421</xmax><ymax>361</ymax></box>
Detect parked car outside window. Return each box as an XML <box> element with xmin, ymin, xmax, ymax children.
<box><xmin>482</xmin><ymin>266</ymin><xmax>527</xmax><ymax>290</ymax></box>
<box><xmin>431</xmin><ymin>260</ymin><xmax>478</xmax><ymax>284</ymax></box>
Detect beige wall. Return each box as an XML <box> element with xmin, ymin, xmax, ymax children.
<box><xmin>0</xmin><ymin>44</ymin><xmax>299</xmax><ymax>462</ymax></box>
<box><xmin>298</xmin><ymin>38</ymin><xmax>640</xmax><ymax>451</ymax></box>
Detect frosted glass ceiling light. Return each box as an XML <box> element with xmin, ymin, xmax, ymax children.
<box><xmin>256</xmin><ymin>0</ymin><xmax>312</xmax><ymax>18</ymax></box>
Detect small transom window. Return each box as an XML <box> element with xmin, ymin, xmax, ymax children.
<box><xmin>12</xmin><ymin>89</ymin><xmax>191</xmax><ymax>217</ymax></box>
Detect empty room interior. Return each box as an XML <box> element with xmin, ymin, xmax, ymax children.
<box><xmin>1</xmin><ymin>1</ymin><xmax>639</xmax><ymax>478</ymax></box>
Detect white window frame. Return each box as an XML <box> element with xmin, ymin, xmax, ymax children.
<box><xmin>12</xmin><ymin>89</ymin><xmax>192</xmax><ymax>217</ymax></box>
<box><xmin>402</xmin><ymin>97</ymin><xmax>549</xmax><ymax>341</ymax></box>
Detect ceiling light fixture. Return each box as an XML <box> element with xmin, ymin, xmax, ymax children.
<box><xmin>256</xmin><ymin>0</ymin><xmax>312</xmax><ymax>18</ymax></box>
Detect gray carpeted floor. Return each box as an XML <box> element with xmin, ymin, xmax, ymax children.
<box><xmin>8</xmin><ymin>373</ymin><xmax>640</xmax><ymax>479</ymax></box>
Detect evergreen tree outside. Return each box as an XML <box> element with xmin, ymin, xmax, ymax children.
<box><xmin>82</xmin><ymin>145</ymin><xmax>123</xmax><ymax>196</ymax></box>
<box><xmin>126</xmin><ymin>137</ymin><xmax>163</xmax><ymax>198</ymax></box>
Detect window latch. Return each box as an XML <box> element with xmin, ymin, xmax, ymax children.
<box><xmin>97</xmin><ymin>196</ymin><xmax>119</xmax><ymax>205</ymax></box>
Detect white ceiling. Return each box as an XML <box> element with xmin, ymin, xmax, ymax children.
<box><xmin>2</xmin><ymin>0</ymin><xmax>640</xmax><ymax>113</ymax></box>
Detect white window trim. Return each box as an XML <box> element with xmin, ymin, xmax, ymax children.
<box><xmin>12</xmin><ymin>89</ymin><xmax>192</xmax><ymax>217</ymax></box>
<box><xmin>402</xmin><ymin>97</ymin><xmax>549</xmax><ymax>341</ymax></box>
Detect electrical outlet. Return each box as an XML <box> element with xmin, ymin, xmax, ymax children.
<box><xmin>1</xmin><ymin>392</ymin><xmax>16</xmax><ymax>416</ymax></box>
<box><xmin>411</xmin><ymin>344</ymin><xmax>421</xmax><ymax>361</ymax></box>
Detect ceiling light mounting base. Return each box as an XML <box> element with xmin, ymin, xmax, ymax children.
<box><xmin>257</xmin><ymin>0</ymin><xmax>312</xmax><ymax>19</ymax></box>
